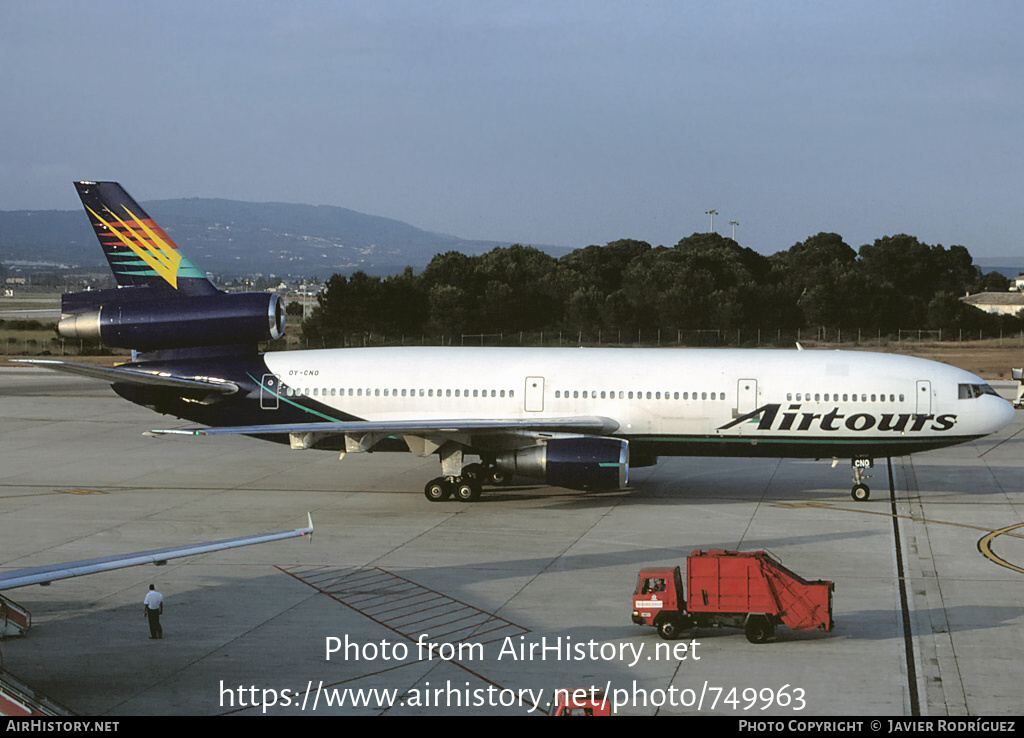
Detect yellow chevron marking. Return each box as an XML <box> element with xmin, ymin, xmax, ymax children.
<box><xmin>773</xmin><ymin>501</ymin><xmax>1024</xmax><ymax>574</ymax></box>
<box><xmin>978</xmin><ymin>523</ymin><xmax>1024</xmax><ymax>575</ymax></box>
<box><xmin>87</xmin><ymin>205</ymin><xmax>181</xmax><ymax>288</ymax></box>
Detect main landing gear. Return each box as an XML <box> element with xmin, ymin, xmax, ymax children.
<box><xmin>423</xmin><ymin>476</ymin><xmax>480</xmax><ymax>502</ymax></box>
<box><xmin>423</xmin><ymin>462</ymin><xmax>512</xmax><ymax>503</ymax></box>
<box><xmin>850</xmin><ymin>457</ymin><xmax>873</xmax><ymax>501</ymax></box>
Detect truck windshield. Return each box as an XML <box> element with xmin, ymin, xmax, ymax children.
<box><xmin>637</xmin><ymin>577</ymin><xmax>666</xmax><ymax>594</ymax></box>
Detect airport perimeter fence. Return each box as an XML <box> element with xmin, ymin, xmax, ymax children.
<box><xmin>0</xmin><ymin>334</ymin><xmax>121</xmax><ymax>357</ymax></box>
<box><xmin>3</xmin><ymin>325</ymin><xmax>1022</xmax><ymax>357</ymax></box>
<box><xmin>287</xmin><ymin>326</ymin><xmax>1024</xmax><ymax>352</ymax></box>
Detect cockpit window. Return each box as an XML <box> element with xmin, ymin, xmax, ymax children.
<box><xmin>959</xmin><ymin>383</ymin><xmax>998</xmax><ymax>399</ymax></box>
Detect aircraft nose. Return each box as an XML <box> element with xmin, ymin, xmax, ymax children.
<box><xmin>988</xmin><ymin>396</ymin><xmax>1017</xmax><ymax>434</ymax></box>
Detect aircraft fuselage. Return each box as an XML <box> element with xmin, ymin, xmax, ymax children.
<box><xmin>127</xmin><ymin>345</ymin><xmax>1014</xmax><ymax>462</ymax></box>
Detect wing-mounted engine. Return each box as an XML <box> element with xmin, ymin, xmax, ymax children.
<box><xmin>493</xmin><ymin>436</ymin><xmax>629</xmax><ymax>490</ymax></box>
<box><xmin>58</xmin><ymin>287</ymin><xmax>285</xmax><ymax>351</ymax></box>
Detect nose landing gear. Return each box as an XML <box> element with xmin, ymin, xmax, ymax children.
<box><xmin>851</xmin><ymin>457</ymin><xmax>873</xmax><ymax>501</ymax></box>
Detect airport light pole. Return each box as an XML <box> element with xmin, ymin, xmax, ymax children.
<box><xmin>706</xmin><ymin>209</ymin><xmax>718</xmax><ymax>233</ymax></box>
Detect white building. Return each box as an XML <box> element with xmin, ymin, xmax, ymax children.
<box><xmin>961</xmin><ymin>292</ymin><xmax>1024</xmax><ymax>316</ymax></box>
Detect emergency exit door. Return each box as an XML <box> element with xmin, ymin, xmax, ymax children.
<box><xmin>525</xmin><ymin>376</ymin><xmax>545</xmax><ymax>412</ymax></box>
<box><xmin>916</xmin><ymin>380</ymin><xmax>931</xmax><ymax>415</ymax></box>
<box><xmin>260</xmin><ymin>374</ymin><xmax>281</xmax><ymax>410</ymax></box>
<box><xmin>736</xmin><ymin>378</ymin><xmax>758</xmax><ymax>416</ymax></box>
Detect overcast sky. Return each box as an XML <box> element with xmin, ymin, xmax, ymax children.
<box><xmin>2</xmin><ymin>1</ymin><xmax>1022</xmax><ymax>259</ymax></box>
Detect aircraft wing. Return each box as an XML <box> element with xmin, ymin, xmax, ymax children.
<box><xmin>13</xmin><ymin>359</ymin><xmax>239</xmax><ymax>395</ymax></box>
<box><xmin>148</xmin><ymin>416</ymin><xmax>620</xmax><ymax>438</ymax></box>
<box><xmin>0</xmin><ymin>514</ymin><xmax>313</xmax><ymax>590</ymax></box>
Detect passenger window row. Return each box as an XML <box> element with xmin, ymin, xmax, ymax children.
<box><xmin>553</xmin><ymin>390</ymin><xmax>726</xmax><ymax>401</ymax></box>
<box><xmin>786</xmin><ymin>392</ymin><xmax>905</xmax><ymax>403</ymax></box>
<box><xmin>286</xmin><ymin>387</ymin><xmax>516</xmax><ymax>399</ymax></box>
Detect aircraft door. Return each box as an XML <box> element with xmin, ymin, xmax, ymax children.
<box><xmin>260</xmin><ymin>373</ymin><xmax>281</xmax><ymax>410</ymax></box>
<box><xmin>736</xmin><ymin>378</ymin><xmax>758</xmax><ymax>416</ymax></box>
<box><xmin>525</xmin><ymin>376</ymin><xmax>545</xmax><ymax>412</ymax></box>
<box><xmin>916</xmin><ymin>379</ymin><xmax>931</xmax><ymax>415</ymax></box>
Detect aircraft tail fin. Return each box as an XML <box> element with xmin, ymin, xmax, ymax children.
<box><xmin>74</xmin><ymin>181</ymin><xmax>217</xmax><ymax>296</ymax></box>
<box><xmin>60</xmin><ymin>182</ymin><xmax>284</xmax><ymax>355</ymax></box>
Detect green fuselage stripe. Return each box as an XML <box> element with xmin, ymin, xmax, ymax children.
<box><xmin>247</xmin><ymin>373</ymin><xmax>343</xmax><ymax>423</ymax></box>
<box><xmin>634</xmin><ymin>435</ymin><xmax>977</xmax><ymax>445</ymax></box>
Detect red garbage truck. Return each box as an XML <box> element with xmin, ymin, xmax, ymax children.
<box><xmin>632</xmin><ymin>550</ymin><xmax>834</xmax><ymax>643</ymax></box>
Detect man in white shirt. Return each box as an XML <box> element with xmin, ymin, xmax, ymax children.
<box><xmin>143</xmin><ymin>584</ymin><xmax>164</xmax><ymax>639</ymax></box>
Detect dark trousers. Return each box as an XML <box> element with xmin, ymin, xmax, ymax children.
<box><xmin>147</xmin><ymin>607</ymin><xmax>163</xmax><ymax>639</ymax></box>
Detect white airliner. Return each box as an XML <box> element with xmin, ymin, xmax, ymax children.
<box><xmin>152</xmin><ymin>346</ymin><xmax>1015</xmax><ymax>501</ymax></box>
<box><xmin>22</xmin><ymin>182</ymin><xmax>1018</xmax><ymax>503</ymax></box>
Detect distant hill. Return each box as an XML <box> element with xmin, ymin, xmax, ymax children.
<box><xmin>0</xmin><ymin>199</ymin><xmax>563</xmax><ymax>277</ymax></box>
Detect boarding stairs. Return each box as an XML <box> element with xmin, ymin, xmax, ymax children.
<box><xmin>0</xmin><ymin>595</ymin><xmax>31</xmax><ymax>638</ymax></box>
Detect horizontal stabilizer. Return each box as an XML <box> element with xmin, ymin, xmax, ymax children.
<box><xmin>14</xmin><ymin>359</ymin><xmax>239</xmax><ymax>394</ymax></box>
<box><xmin>0</xmin><ymin>514</ymin><xmax>313</xmax><ymax>590</ymax></box>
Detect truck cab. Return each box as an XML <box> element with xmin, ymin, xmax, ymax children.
<box><xmin>632</xmin><ymin>566</ymin><xmax>686</xmax><ymax>639</ymax></box>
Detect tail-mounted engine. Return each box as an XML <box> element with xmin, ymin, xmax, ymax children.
<box><xmin>58</xmin><ymin>287</ymin><xmax>286</xmax><ymax>351</ymax></box>
<box><xmin>494</xmin><ymin>437</ymin><xmax>629</xmax><ymax>490</ymax></box>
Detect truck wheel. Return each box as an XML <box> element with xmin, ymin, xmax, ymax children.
<box><xmin>657</xmin><ymin>617</ymin><xmax>681</xmax><ymax>640</ymax></box>
<box><xmin>744</xmin><ymin>616</ymin><xmax>774</xmax><ymax>644</ymax></box>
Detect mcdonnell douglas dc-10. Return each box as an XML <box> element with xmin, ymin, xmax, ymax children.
<box><xmin>23</xmin><ymin>182</ymin><xmax>1016</xmax><ymax>502</ymax></box>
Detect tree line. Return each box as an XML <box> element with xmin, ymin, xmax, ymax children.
<box><xmin>300</xmin><ymin>232</ymin><xmax>1021</xmax><ymax>347</ymax></box>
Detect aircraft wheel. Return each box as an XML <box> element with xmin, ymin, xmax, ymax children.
<box><xmin>744</xmin><ymin>616</ymin><xmax>774</xmax><ymax>644</ymax></box>
<box><xmin>851</xmin><ymin>483</ymin><xmax>870</xmax><ymax>501</ymax></box>
<box><xmin>489</xmin><ymin>468</ymin><xmax>513</xmax><ymax>486</ymax></box>
<box><xmin>454</xmin><ymin>481</ymin><xmax>482</xmax><ymax>502</ymax></box>
<box><xmin>461</xmin><ymin>463</ymin><xmax>485</xmax><ymax>484</ymax></box>
<box><xmin>424</xmin><ymin>478</ymin><xmax>452</xmax><ymax>502</ymax></box>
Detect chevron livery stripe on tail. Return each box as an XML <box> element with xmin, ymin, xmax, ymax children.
<box><xmin>74</xmin><ymin>181</ymin><xmax>215</xmax><ymax>295</ymax></box>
